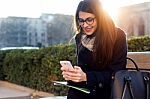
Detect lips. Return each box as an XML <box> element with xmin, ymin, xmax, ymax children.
<box><xmin>84</xmin><ymin>27</ymin><xmax>93</xmax><ymax>33</ymax></box>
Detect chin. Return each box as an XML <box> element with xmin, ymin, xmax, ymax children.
<box><xmin>85</xmin><ymin>32</ymin><xmax>94</xmax><ymax>35</ymax></box>
<box><xmin>83</xmin><ymin>29</ymin><xmax>95</xmax><ymax>35</ymax></box>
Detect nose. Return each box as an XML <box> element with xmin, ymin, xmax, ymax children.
<box><xmin>82</xmin><ymin>22</ymin><xmax>89</xmax><ymax>27</ymax></box>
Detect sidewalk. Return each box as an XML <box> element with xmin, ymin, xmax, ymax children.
<box><xmin>40</xmin><ymin>96</ymin><xmax>67</xmax><ymax>99</ymax></box>
<box><xmin>0</xmin><ymin>86</ymin><xmax>30</xmax><ymax>99</ymax></box>
<box><xmin>0</xmin><ymin>80</ymin><xmax>54</xmax><ymax>99</ymax></box>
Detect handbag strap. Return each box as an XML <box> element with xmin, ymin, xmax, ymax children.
<box><xmin>121</xmin><ymin>76</ymin><xmax>135</xmax><ymax>99</ymax></box>
<box><xmin>144</xmin><ymin>76</ymin><xmax>149</xmax><ymax>99</ymax></box>
<box><xmin>127</xmin><ymin>57</ymin><xmax>139</xmax><ymax>71</ymax></box>
<box><xmin>121</xmin><ymin>75</ymin><xmax>150</xmax><ymax>99</ymax></box>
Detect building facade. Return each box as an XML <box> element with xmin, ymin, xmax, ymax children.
<box><xmin>116</xmin><ymin>2</ymin><xmax>150</xmax><ymax>37</ymax></box>
<box><xmin>0</xmin><ymin>14</ymin><xmax>73</xmax><ymax>48</ymax></box>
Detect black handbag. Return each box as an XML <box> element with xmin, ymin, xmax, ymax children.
<box><xmin>111</xmin><ymin>57</ymin><xmax>150</xmax><ymax>99</ymax></box>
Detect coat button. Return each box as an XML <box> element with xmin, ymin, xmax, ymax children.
<box><xmin>92</xmin><ymin>86</ymin><xmax>96</xmax><ymax>92</ymax></box>
<box><xmin>99</xmin><ymin>83</ymin><xmax>103</xmax><ymax>88</ymax></box>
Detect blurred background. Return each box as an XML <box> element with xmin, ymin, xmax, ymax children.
<box><xmin>0</xmin><ymin>0</ymin><xmax>149</xmax><ymax>48</ymax></box>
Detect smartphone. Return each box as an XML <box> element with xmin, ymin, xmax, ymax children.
<box><xmin>60</xmin><ymin>61</ymin><xmax>74</xmax><ymax>69</ymax></box>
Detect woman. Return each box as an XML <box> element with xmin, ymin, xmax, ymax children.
<box><xmin>61</xmin><ymin>0</ymin><xmax>127</xmax><ymax>99</ymax></box>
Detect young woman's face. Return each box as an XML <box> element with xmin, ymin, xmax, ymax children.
<box><xmin>78</xmin><ymin>11</ymin><xmax>97</xmax><ymax>35</ymax></box>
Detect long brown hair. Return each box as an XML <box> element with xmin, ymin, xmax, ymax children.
<box><xmin>75</xmin><ymin>0</ymin><xmax>117</xmax><ymax>68</ymax></box>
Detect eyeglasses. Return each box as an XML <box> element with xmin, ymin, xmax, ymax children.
<box><xmin>78</xmin><ymin>17</ymin><xmax>95</xmax><ymax>26</ymax></box>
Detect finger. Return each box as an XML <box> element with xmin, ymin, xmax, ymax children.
<box><xmin>63</xmin><ymin>75</ymin><xmax>69</xmax><ymax>81</ymax></box>
<box><xmin>61</xmin><ymin>66</ymin><xmax>70</xmax><ymax>71</ymax></box>
<box><xmin>62</xmin><ymin>72</ymin><xmax>79</xmax><ymax>79</ymax></box>
<box><xmin>66</xmin><ymin>73</ymin><xmax>82</xmax><ymax>81</ymax></box>
<box><xmin>64</xmin><ymin>74</ymin><xmax>77</xmax><ymax>81</ymax></box>
<box><xmin>68</xmin><ymin>68</ymin><xmax>75</xmax><ymax>72</ymax></box>
<box><xmin>71</xmin><ymin>79</ymin><xmax>81</xmax><ymax>82</ymax></box>
<box><xmin>62</xmin><ymin>71</ymin><xmax>68</xmax><ymax>76</ymax></box>
<box><xmin>74</xmin><ymin>66</ymin><xmax>80</xmax><ymax>69</ymax></box>
<box><xmin>67</xmin><ymin>71</ymin><xmax>82</xmax><ymax>77</ymax></box>
<box><xmin>70</xmin><ymin>77</ymin><xmax>82</xmax><ymax>82</ymax></box>
<box><xmin>62</xmin><ymin>72</ymin><xmax>71</xmax><ymax>80</ymax></box>
<box><xmin>62</xmin><ymin>71</ymin><xmax>83</xmax><ymax>82</ymax></box>
<box><xmin>74</xmin><ymin>66</ymin><xmax>82</xmax><ymax>72</ymax></box>
<box><xmin>60</xmin><ymin>66</ymin><xmax>66</xmax><ymax>71</ymax></box>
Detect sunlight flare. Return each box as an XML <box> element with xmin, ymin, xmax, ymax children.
<box><xmin>101</xmin><ymin>1</ymin><xmax>119</xmax><ymax>22</ymax></box>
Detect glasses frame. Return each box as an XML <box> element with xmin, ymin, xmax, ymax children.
<box><xmin>78</xmin><ymin>17</ymin><xmax>95</xmax><ymax>26</ymax></box>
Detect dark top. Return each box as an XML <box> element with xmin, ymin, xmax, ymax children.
<box><xmin>67</xmin><ymin>28</ymin><xmax>127</xmax><ymax>99</ymax></box>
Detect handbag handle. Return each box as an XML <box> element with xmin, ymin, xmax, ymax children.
<box><xmin>126</xmin><ymin>57</ymin><xmax>149</xmax><ymax>99</ymax></box>
<box><xmin>144</xmin><ymin>76</ymin><xmax>150</xmax><ymax>99</ymax></box>
<box><xmin>121</xmin><ymin>76</ymin><xmax>135</xmax><ymax>99</ymax></box>
<box><xmin>127</xmin><ymin>57</ymin><xmax>139</xmax><ymax>71</ymax></box>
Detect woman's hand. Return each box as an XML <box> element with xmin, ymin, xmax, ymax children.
<box><xmin>61</xmin><ymin>66</ymin><xmax>87</xmax><ymax>82</ymax></box>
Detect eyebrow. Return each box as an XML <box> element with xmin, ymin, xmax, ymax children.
<box><xmin>78</xmin><ymin>17</ymin><xmax>95</xmax><ymax>19</ymax></box>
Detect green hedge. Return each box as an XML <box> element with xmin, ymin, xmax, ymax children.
<box><xmin>0</xmin><ymin>50</ymin><xmax>10</xmax><ymax>80</ymax></box>
<box><xmin>2</xmin><ymin>44</ymin><xmax>76</xmax><ymax>95</ymax></box>
<box><xmin>128</xmin><ymin>35</ymin><xmax>150</xmax><ymax>52</ymax></box>
<box><xmin>0</xmin><ymin>36</ymin><xmax>150</xmax><ymax>95</ymax></box>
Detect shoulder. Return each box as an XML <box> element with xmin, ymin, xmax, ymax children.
<box><xmin>115</xmin><ymin>28</ymin><xmax>127</xmax><ymax>44</ymax></box>
<box><xmin>114</xmin><ymin>28</ymin><xmax>127</xmax><ymax>49</ymax></box>
<box><xmin>116</xmin><ymin>28</ymin><xmax>126</xmax><ymax>38</ymax></box>
<box><xmin>75</xmin><ymin>33</ymin><xmax>80</xmax><ymax>40</ymax></box>
<box><xmin>75</xmin><ymin>33</ymin><xmax>82</xmax><ymax>44</ymax></box>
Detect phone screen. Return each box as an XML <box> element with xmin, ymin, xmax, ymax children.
<box><xmin>60</xmin><ymin>61</ymin><xmax>73</xmax><ymax>69</ymax></box>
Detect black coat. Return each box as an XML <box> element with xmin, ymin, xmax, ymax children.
<box><xmin>67</xmin><ymin>28</ymin><xmax>127</xmax><ymax>99</ymax></box>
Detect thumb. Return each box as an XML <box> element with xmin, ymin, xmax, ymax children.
<box><xmin>74</xmin><ymin>66</ymin><xmax>81</xmax><ymax>70</ymax></box>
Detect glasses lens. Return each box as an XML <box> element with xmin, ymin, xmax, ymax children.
<box><xmin>78</xmin><ymin>17</ymin><xmax>95</xmax><ymax>26</ymax></box>
<box><xmin>78</xmin><ymin>18</ymin><xmax>84</xmax><ymax>26</ymax></box>
<box><xmin>86</xmin><ymin>17</ymin><xmax>94</xmax><ymax>25</ymax></box>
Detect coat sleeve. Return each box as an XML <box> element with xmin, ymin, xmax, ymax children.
<box><xmin>86</xmin><ymin>29</ymin><xmax>127</xmax><ymax>90</ymax></box>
